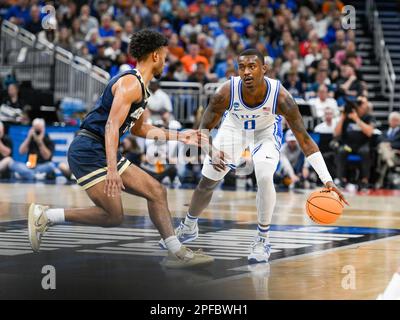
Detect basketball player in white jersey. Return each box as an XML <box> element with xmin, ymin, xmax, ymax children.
<box><xmin>160</xmin><ymin>49</ymin><xmax>349</xmax><ymax>263</ymax></box>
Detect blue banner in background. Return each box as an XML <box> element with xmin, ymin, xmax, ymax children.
<box><xmin>8</xmin><ymin>125</ymin><xmax>79</xmax><ymax>164</ymax></box>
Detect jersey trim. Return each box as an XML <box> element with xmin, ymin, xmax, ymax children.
<box><xmin>238</xmin><ymin>78</ymin><xmax>271</xmax><ymax>110</ymax></box>
<box><xmin>228</xmin><ymin>76</ymin><xmax>234</xmax><ymax>111</ymax></box>
<box><xmin>272</xmin><ymin>80</ymin><xmax>281</xmax><ymax>115</ymax></box>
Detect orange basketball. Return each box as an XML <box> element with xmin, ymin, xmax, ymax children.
<box><xmin>306</xmin><ymin>189</ymin><xmax>344</xmax><ymax>224</ymax></box>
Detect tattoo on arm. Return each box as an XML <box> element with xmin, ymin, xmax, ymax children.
<box><xmin>277</xmin><ymin>86</ymin><xmax>319</xmax><ymax>156</ymax></box>
<box><xmin>200</xmin><ymin>81</ymin><xmax>230</xmax><ymax>130</ymax></box>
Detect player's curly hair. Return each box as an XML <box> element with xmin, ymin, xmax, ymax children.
<box><xmin>129</xmin><ymin>29</ymin><xmax>168</xmax><ymax>61</ymax></box>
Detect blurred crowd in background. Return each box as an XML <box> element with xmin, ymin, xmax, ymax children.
<box><xmin>0</xmin><ymin>0</ymin><xmax>399</xmax><ymax>191</ymax></box>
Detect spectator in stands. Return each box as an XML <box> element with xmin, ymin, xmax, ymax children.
<box><xmin>1</xmin><ymin>83</ymin><xmax>29</xmax><ymax>124</ymax></box>
<box><xmin>329</xmin><ymin>29</ymin><xmax>346</xmax><ymax>56</ymax></box>
<box><xmin>121</xmin><ymin>20</ymin><xmax>134</xmax><ymax>44</ymax></box>
<box><xmin>180</xmin><ymin>43</ymin><xmax>209</xmax><ymax>75</ymax></box>
<box><xmin>197</xmin><ymin>33</ymin><xmax>214</xmax><ymax>67</ymax></box>
<box><xmin>304</xmin><ymin>42</ymin><xmax>322</xmax><ymax>68</ymax></box>
<box><xmin>98</xmin><ymin>14</ymin><xmax>115</xmax><ymax>41</ymax></box>
<box><xmin>0</xmin><ymin>121</ymin><xmax>13</xmax><ymax>179</ymax></box>
<box><xmin>56</xmin><ymin>26</ymin><xmax>74</xmax><ymax>52</ymax></box>
<box><xmin>2</xmin><ymin>83</ymin><xmax>26</xmax><ymax>112</ymax></box>
<box><xmin>58</xmin><ymin>1</ymin><xmax>78</xmax><ymax>28</ymax></box>
<box><xmin>77</xmin><ymin>45</ymin><xmax>93</xmax><ymax>63</ymax></box>
<box><xmin>311</xmin><ymin>10</ymin><xmax>329</xmax><ymax>39</ymax></box>
<box><xmin>219</xmin><ymin>66</ymin><xmax>237</xmax><ymax>83</ymax></box>
<box><xmin>141</xmin><ymin>117</ymin><xmax>179</xmax><ymax>186</ymax></box>
<box><xmin>25</xmin><ymin>5</ymin><xmax>42</xmax><ymax>35</ymax></box>
<box><xmin>215</xmin><ymin>51</ymin><xmax>236</xmax><ymax>79</ymax></box>
<box><xmin>280</xmin><ymin>49</ymin><xmax>305</xmax><ymax>80</ymax></box>
<box><xmin>379</xmin><ymin>112</ymin><xmax>400</xmax><ymax>151</ymax></box>
<box><xmin>214</xmin><ymin>23</ymin><xmax>235</xmax><ymax>61</ymax></box>
<box><xmin>188</xmin><ymin>62</ymin><xmax>212</xmax><ymax>85</ymax></box>
<box><xmin>229</xmin><ymin>4</ymin><xmax>250</xmax><ymax>37</ymax></box>
<box><xmin>309</xmin><ymin>84</ymin><xmax>339</xmax><ymax>119</ymax></box>
<box><xmin>85</xmin><ymin>29</ymin><xmax>102</xmax><ymax>56</ymax></box>
<box><xmin>168</xmin><ymin>33</ymin><xmax>185</xmax><ymax>62</ymax></box>
<box><xmin>93</xmin><ymin>43</ymin><xmax>113</xmax><ymax>73</ymax></box>
<box><xmin>149</xmin><ymin>12</ymin><xmax>162</xmax><ymax>31</ymax></box>
<box><xmin>254</xmin><ymin>10</ymin><xmax>275</xmax><ymax>40</ymax></box>
<box><xmin>376</xmin><ymin>112</ymin><xmax>400</xmax><ymax>188</ymax></box>
<box><xmin>78</xmin><ymin>4</ymin><xmax>99</xmax><ymax>36</ymax></box>
<box><xmin>310</xmin><ymin>49</ymin><xmax>339</xmax><ymax>82</ymax></box>
<box><xmin>37</xmin><ymin>16</ymin><xmax>58</xmax><ymax>46</ymax></box>
<box><xmin>334</xmin><ymin>97</ymin><xmax>375</xmax><ymax>189</ymax></box>
<box><xmin>160</xmin><ymin>62</ymin><xmax>180</xmax><ymax>82</ymax></box>
<box><xmin>10</xmin><ymin>118</ymin><xmax>56</xmax><ymax>181</ymax></box>
<box><xmin>71</xmin><ymin>18</ymin><xmax>85</xmax><ymax>45</ymax></box>
<box><xmin>105</xmin><ymin>38</ymin><xmax>122</xmax><ymax>61</ymax></box>
<box><xmin>200</xmin><ymin>5</ymin><xmax>222</xmax><ymax>37</ymax></box>
<box><xmin>147</xmin><ymin>80</ymin><xmax>173</xmax><ymax>118</ymax></box>
<box><xmin>226</xmin><ymin>31</ymin><xmax>245</xmax><ymax>55</ymax></box>
<box><xmin>282</xmin><ymin>69</ymin><xmax>304</xmax><ymax>99</ymax></box>
<box><xmin>172</xmin><ymin>60</ymin><xmax>188</xmax><ymax>81</ymax></box>
<box><xmin>307</xmin><ymin>69</ymin><xmax>333</xmax><ymax>97</ymax></box>
<box><xmin>6</xmin><ymin>0</ymin><xmax>30</xmax><ymax>26</ymax></box>
<box><xmin>335</xmin><ymin>62</ymin><xmax>363</xmax><ymax>104</ymax></box>
<box><xmin>299</xmin><ymin>29</ymin><xmax>327</xmax><ymax>58</ymax></box>
<box><xmin>180</xmin><ymin>12</ymin><xmax>202</xmax><ymax>45</ymax></box>
<box><xmin>334</xmin><ymin>41</ymin><xmax>362</xmax><ymax>68</ymax></box>
<box><xmin>313</xmin><ymin>107</ymin><xmax>338</xmax><ymax>178</ymax></box>
<box><xmin>278</xmin><ymin>130</ymin><xmax>310</xmax><ymax>188</ymax></box>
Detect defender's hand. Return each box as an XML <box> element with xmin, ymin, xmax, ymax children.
<box><xmin>178</xmin><ymin>129</ymin><xmax>208</xmax><ymax>147</ymax></box>
<box><xmin>104</xmin><ymin>169</ymin><xmax>125</xmax><ymax>198</ymax></box>
<box><xmin>325</xmin><ymin>181</ymin><xmax>349</xmax><ymax>206</ymax></box>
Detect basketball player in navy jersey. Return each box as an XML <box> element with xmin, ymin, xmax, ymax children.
<box><xmin>160</xmin><ymin>49</ymin><xmax>349</xmax><ymax>263</ymax></box>
<box><xmin>28</xmin><ymin>29</ymin><xmax>213</xmax><ymax>268</ymax></box>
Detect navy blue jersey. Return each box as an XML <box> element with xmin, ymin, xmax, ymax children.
<box><xmin>80</xmin><ymin>69</ymin><xmax>151</xmax><ymax>138</ymax></box>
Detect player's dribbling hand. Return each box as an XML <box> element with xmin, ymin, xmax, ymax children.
<box><xmin>325</xmin><ymin>181</ymin><xmax>349</xmax><ymax>206</ymax></box>
<box><xmin>104</xmin><ymin>170</ymin><xmax>125</xmax><ymax>198</ymax></box>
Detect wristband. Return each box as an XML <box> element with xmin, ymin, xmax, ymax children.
<box><xmin>306</xmin><ymin>151</ymin><xmax>333</xmax><ymax>185</ymax></box>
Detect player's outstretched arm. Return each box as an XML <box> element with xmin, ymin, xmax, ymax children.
<box><xmin>105</xmin><ymin>75</ymin><xmax>141</xmax><ymax>197</ymax></box>
<box><xmin>131</xmin><ymin>114</ymin><xmax>206</xmax><ymax>147</ymax></box>
<box><xmin>276</xmin><ymin>85</ymin><xmax>349</xmax><ymax>205</ymax></box>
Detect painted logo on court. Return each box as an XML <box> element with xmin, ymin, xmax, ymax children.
<box><xmin>0</xmin><ymin>217</ymin><xmax>399</xmax><ymax>263</ymax></box>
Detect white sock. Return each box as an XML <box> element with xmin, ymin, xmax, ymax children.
<box><xmin>164</xmin><ymin>236</ymin><xmax>182</xmax><ymax>254</ymax></box>
<box><xmin>46</xmin><ymin>208</ymin><xmax>65</xmax><ymax>224</ymax></box>
<box><xmin>258</xmin><ymin>224</ymin><xmax>270</xmax><ymax>238</ymax></box>
<box><xmin>184</xmin><ymin>212</ymin><xmax>198</xmax><ymax>229</ymax></box>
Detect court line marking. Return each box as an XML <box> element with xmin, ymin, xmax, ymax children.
<box><xmin>196</xmin><ymin>235</ymin><xmax>400</xmax><ymax>287</ymax></box>
<box><xmin>0</xmin><ymin>218</ymin><xmax>27</xmax><ymax>223</ymax></box>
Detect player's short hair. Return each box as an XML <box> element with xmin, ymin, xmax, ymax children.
<box><xmin>238</xmin><ymin>49</ymin><xmax>265</xmax><ymax>65</ymax></box>
<box><xmin>389</xmin><ymin>111</ymin><xmax>400</xmax><ymax>121</ymax></box>
<box><xmin>129</xmin><ymin>29</ymin><xmax>168</xmax><ymax>61</ymax></box>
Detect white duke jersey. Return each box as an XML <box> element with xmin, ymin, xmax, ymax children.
<box><xmin>202</xmin><ymin>76</ymin><xmax>284</xmax><ymax>181</ymax></box>
<box><xmin>222</xmin><ymin>76</ymin><xmax>283</xmax><ymax>132</ymax></box>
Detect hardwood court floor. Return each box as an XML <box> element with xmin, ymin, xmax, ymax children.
<box><xmin>0</xmin><ymin>182</ymin><xmax>399</xmax><ymax>300</ymax></box>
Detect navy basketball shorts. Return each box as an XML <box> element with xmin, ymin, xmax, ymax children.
<box><xmin>68</xmin><ymin>135</ymin><xmax>131</xmax><ymax>190</ymax></box>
